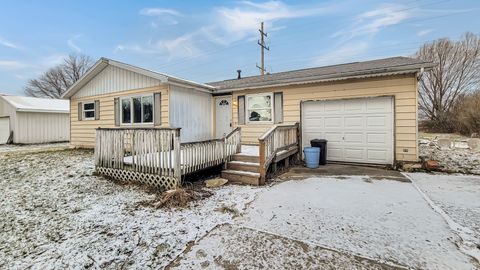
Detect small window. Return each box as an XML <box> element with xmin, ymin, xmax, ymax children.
<box><xmin>120</xmin><ymin>95</ymin><xmax>154</xmax><ymax>125</ymax></box>
<box><xmin>246</xmin><ymin>93</ymin><xmax>273</xmax><ymax>123</ymax></box>
<box><xmin>83</xmin><ymin>102</ymin><xmax>95</xmax><ymax>120</ymax></box>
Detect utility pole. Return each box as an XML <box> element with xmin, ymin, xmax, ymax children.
<box><xmin>256</xmin><ymin>22</ymin><xmax>269</xmax><ymax>78</ymax></box>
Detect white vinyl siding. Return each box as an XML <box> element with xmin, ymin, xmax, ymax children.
<box><xmin>169</xmin><ymin>85</ymin><xmax>213</xmax><ymax>143</ymax></box>
<box><xmin>14</xmin><ymin>112</ymin><xmax>70</xmax><ymax>144</ymax></box>
<box><xmin>301</xmin><ymin>96</ymin><xmax>394</xmax><ymax>164</ymax></box>
<box><xmin>73</xmin><ymin>65</ymin><xmax>162</xmax><ymax>98</ymax></box>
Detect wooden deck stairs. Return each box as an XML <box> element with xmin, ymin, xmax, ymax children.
<box><xmin>221</xmin><ymin>123</ymin><xmax>300</xmax><ymax>186</ymax></box>
<box><xmin>221</xmin><ymin>153</ymin><xmax>261</xmax><ymax>185</ymax></box>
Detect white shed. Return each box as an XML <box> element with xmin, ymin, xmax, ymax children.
<box><xmin>0</xmin><ymin>95</ymin><xmax>70</xmax><ymax>144</ymax></box>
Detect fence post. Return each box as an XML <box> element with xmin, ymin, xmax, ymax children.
<box><xmin>259</xmin><ymin>139</ymin><xmax>266</xmax><ymax>185</ymax></box>
<box><xmin>173</xmin><ymin>129</ymin><xmax>182</xmax><ymax>187</ymax></box>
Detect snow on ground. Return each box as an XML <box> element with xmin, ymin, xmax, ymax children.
<box><xmin>170</xmin><ymin>224</ymin><xmax>403</xmax><ymax>270</ymax></box>
<box><xmin>419</xmin><ymin>133</ymin><xmax>480</xmax><ymax>174</ymax></box>
<box><xmin>240</xmin><ymin>145</ymin><xmax>259</xmax><ymax>156</ymax></box>
<box><xmin>0</xmin><ymin>149</ymin><xmax>260</xmax><ymax>269</ymax></box>
<box><xmin>406</xmin><ymin>173</ymin><xmax>480</xmax><ymax>261</ymax></box>
<box><xmin>238</xmin><ymin>176</ymin><xmax>478</xmax><ymax>270</ymax></box>
<box><xmin>0</xmin><ymin>142</ymin><xmax>69</xmax><ymax>154</ymax></box>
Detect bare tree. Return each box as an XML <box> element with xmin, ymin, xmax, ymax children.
<box><xmin>416</xmin><ymin>32</ymin><xmax>480</xmax><ymax>131</ymax></box>
<box><xmin>24</xmin><ymin>54</ymin><xmax>94</xmax><ymax>98</ymax></box>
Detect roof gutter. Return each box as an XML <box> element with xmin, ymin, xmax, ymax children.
<box><xmin>212</xmin><ymin>69</ymin><xmax>425</xmax><ymax>93</ymax></box>
<box><xmin>16</xmin><ymin>109</ymin><xmax>70</xmax><ymax>114</ymax></box>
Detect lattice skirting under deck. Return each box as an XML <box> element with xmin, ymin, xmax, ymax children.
<box><xmin>96</xmin><ymin>167</ymin><xmax>179</xmax><ymax>190</ymax></box>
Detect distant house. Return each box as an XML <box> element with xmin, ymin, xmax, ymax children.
<box><xmin>63</xmin><ymin>57</ymin><xmax>433</xmax><ymax>165</ymax></box>
<box><xmin>0</xmin><ymin>95</ymin><xmax>70</xmax><ymax>144</ymax></box>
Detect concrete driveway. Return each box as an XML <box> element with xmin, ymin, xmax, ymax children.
<box><xmin>171</xmin><ymin>167</ymin><xmax>480</xmax><ymax>270</ymax></box>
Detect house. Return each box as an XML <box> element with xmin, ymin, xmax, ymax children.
<box><xmin>0</xmin><ymin>95</ymin><xmax>70</xmax><ymax>144</ymax></box>
<box><xmin>62</xmin><ymin>56</ymin><xmax>433</xmax><ymax>187</ymax></box>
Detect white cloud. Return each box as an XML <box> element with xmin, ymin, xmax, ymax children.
<box><xmin>417</xmin><ymin>29</ymin><xmax>433</xmax><ymax>37</ymax></box>
<box><xmin>118</xmin><ymin>1</ymin><xmax>337</xmax><ymax>60</ymax></box>
<box><xmin>332</xmin><ymin>4</ymin><xmax>410</xmax><ymax>41</ymax></box>
<box><xmin>210</xmin><ymin>1</ymin><xmax>335</xmax><ymax>44</ymax></box>
<box><xmin>140</xmin><ymin>8</ymin><xmax>180</xmax><ymax>17</ymax></box>
<box><xmin>115</xmin><ymin>33</ymin><xmax>202</xmax><ymax>60</ymax></box>
<box><xmin>0</xmin><ymin>60</ymin><xmax>28</xmax><ymax>70</ymax></box>
<box><xmin>313</xmin><ymin>42</ymin><xmax>370</xmax><ymax>66</ymax></box>
<box><xmin>40</xmin><ymin>53</ymin><xmax>67</xmax><ymax>68</ymax></box>
<box><xmin>0</xmin><ymin>37</ymin><xmax>22</xmax><ymax>50</ymax></box>
<box><xmin>67</xmin><ymin>35</ymin><xmax>82</xmax><ymax>53</ymax></box>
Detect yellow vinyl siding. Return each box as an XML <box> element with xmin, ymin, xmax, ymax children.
<box><xmin>70</xmin><ymin>85</ymin><xmax>169</xmax><ymax>148</ymax></box>
<box><xmin>232</xmin><ymin>74</ymin><xmax>418</xmax><ymax>162</ymax></box>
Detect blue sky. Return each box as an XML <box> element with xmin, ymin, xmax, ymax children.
<box><xmin>0</xmin><ymin>0</ymin><xmax>479</xmax><ymax>95</ymax></box>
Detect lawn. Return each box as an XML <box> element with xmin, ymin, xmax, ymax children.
<box><xmin>1</xmin><ymin>146</ymin><xmax>479</xmax><ymax>269</ymax></box>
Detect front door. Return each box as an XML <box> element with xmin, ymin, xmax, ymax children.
<box><xmin>215</xmin><ymin>96</ymin><xmax>232</xmax><ymax>138</ymax></box>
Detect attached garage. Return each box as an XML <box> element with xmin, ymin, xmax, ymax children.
<box><xmin>301</xmin><ymin>96</ymin><xmax>394</xmax><ymax>165</ymax></box>
<box><xmin>208</xmin><ymin>57</ymin><xmax>434</xmax><ymax>164</ymax></box>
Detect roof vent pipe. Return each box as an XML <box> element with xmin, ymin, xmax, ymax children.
<box><xmin>237</xmin><ymin>70</ymin><xmax>242</xmax><ymax>79</ymax></box>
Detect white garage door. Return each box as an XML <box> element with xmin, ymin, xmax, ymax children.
<box><xmin>301</xmin><ymin>97</ymin><xmax>394</xmax><ymax>164</ymax></box>
<box><xmin>0</xmin><ymin>117</ymin><xmax>10</xmax><ymax>144</ymax></box>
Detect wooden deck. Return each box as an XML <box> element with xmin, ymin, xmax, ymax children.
<box><xmin>94</xmin><ymin>124</ymin><xmax>299</xmax><ymax>189</ymax></box>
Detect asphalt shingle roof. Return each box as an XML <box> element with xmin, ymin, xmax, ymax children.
<box><xmin>207</xmin><ymin>56</ymin><xmax>433</xmax><ymax>91</ymax></box>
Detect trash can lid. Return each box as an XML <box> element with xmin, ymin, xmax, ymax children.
<box><xmin>311</xmin><ymin>139</ymin><xmax>328</xmax><ymax>143</ymax></box>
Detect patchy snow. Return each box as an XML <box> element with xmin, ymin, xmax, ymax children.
<box><xmin>0</xmin><ymin>142</ymin><xmax>70</xmax><ymax>154</ymax></box>
<box><xmin>240</xmin><ymin>145</ymin><xmax>259</xmax><ymax>156</ymax></box>
<box><xmin>405</xmin><ymin>173</ymin><xmax>480</xmax><ymax>262</ymax></box>
<box><xmin>170</xmin><ymin>224</ymin><xmax>404</xmax><ymax>270</ymax></box>
<box><xmin>0</xmin><ymin>149</ymin><xmax>260</xmax><ymax>269</ymax></box>
<box><xmin>239</xmin><ymin>176</ymin><xmax>478</xmax><ymax>269</ymax></box>
<box><xmin>419</xmin><ymin>135</ymin><xmax>480</xmax><ymax>174</ymax></box>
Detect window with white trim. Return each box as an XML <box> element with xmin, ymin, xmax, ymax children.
<box><xmin>83</xmin><ymin>102</ymin><xmax>95</xmax><ymax>120</ymax></box>
<box><xmin>121</xmin><ymin>95</ymin><xmax>153</xmax><ymax>124</ymax></box>
<box><xmin>246</xmin><ymin>93</ymin><xmax>273</xmax><ymax>123</ymax></box>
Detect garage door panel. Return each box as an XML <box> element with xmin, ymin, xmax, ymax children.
<box><xmin>344</xmin><ymin>132</ymin><xmax>364</xmax><ymax>144</ymax></box>
<box><xmin>366</xmin><ymin>115</ymin><xmax>390</xmax><ymax>128</ymax></box>
<box><xmin>0</xmin><ymin>117</ymin><xmax>10</xmax><ymax>144</ymax></box>
<box><xmin>344</xmin><ymin>99</ymin><xmax>365</xmax><ymax>113</ymax></box>
<box><xmin>344</xmin><ymin>116</ymin><xmax>364</xmax><ymax>128</ymax></box>
<box><xmin>344</xmin><ymin>148</ymin><xmax>365</xmax><ymax>161</ymax></box>
<box><xmin>367</xmin><ymin>149</ymin><xmax>389</xmax><ymax>162</ymax></box>
<box><xmin>366</xmin><ymin>97</ymin><xmax>392</xmax><ymax>113</ymax></box>
<box><xmin>324</xmin><ymin>132</ymin><xmax>343</xmax><ymax>143</ymax></box>
<box><xmin>327</xmin><ymin>147</ymin><xmax>343</xmax><ymax>160</ymax></box>
<box><xmin>302</xmin><ymin>97</ymin><xmax>393</xmax><ymax>165</ymax></box>
<box><xmin>324</xmin><ymin>117</ymin><xmax>342</xmax><ymax>128</ymax></box>
<box><xmin>367</xmin><ymin>133</ymin><xmax>388</xmax><ymax>144</ymax></box>
<box><xmin>325</xmin><ymin>101</ymin><xmax>343</xmax><ymax>113</ymax></box>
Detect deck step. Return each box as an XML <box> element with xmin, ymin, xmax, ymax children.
<box><xmin>227</xmin><ymin>161</ymin><xmax>260</xmax><ymax>173</ymax></box>
<box><xmin>221</xmin><ymin>170</ymin><xmax>260</xmax><ymax>186</ymax></box>
<box><xmin>232</xmin><ymin>154</ymin><xmax>259</xmax><ymax>163</ymax></box>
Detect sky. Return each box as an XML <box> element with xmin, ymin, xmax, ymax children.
<box><xmin>0</xmin><ymin>0</ymin><xmax>479</xmax><ymax>95</ymax></box>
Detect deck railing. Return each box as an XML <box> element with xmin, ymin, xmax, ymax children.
<box><xmin>258</xmin><ymin>123</ymin><xmax>299</xmax><ymax>182</ymax></box>
<box><xmin>94</xmin><ymin>127</ymin><xmax>241</xmax><ymax>189</ymax></box>
<box><xmin>181</xmin><ymin>127</ymin><xmax>241</xmax><ymax>175</ymax></box>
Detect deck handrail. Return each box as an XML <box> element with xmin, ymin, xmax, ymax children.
<box><xmin>258</xmin><ymin>123</ymin><xmax>299</xmax><ymax>183</ymax></box>
<box><xmin>95</xmin><ymin>127</ymin><xmax>241</xmax><ymax>188</ymax></box>
<box><xmin>180</xmin><ymin>127</ymin><xmax>241</xmax><ymax>175</ymax></box>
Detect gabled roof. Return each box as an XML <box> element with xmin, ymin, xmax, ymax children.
<box><xmin>0</xmin><ymin>95</ymin><xmax>69</xmax><ymax>113</ymax></box>
<box><xmin>207</xmin><ymin>57</ymin><xmax>434</xmax><ymax>91</ymax></box>
<box><xmin>61</xmin><ymin>57</ymin><xmax>215</xmax><ymax>99</ymax></box>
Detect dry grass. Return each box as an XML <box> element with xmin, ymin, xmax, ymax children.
<box><xmin>139</xmin><ymin>186</ymin><xmax>213</xmax><ymax>209</ymax></box>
